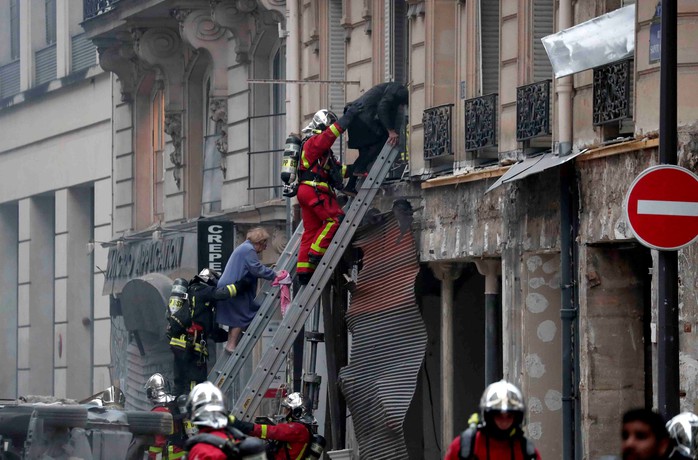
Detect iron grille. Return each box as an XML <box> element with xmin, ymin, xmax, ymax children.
<box><xmin>422</xmin><ymin>104</ymin><xmax>453</xmax><ymax>159</ymax></box>
<box><xmin>516</xmin><ymin>80</ymin><xmax>551</xmax><ymax>141</ymax></box>
<box><xmin>593</xmin><ymin>59</ymin><xmax>631</xmax><ymax>125</ymax></box>
<box><xmin>83</xmin><ymin>0</ymin><xmax>121</xmax><ymax>20</ymax></box>
<box><xmin>465</xmin><ymin>93</ymin><xmax>497</xmax><ymax>151</ymax></box>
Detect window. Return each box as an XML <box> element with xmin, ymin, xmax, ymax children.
<box><xmin>45</xmin><ymin>0</ymin><xmax>57</xmax><ymax>45</ymax></box>
<box><xmin>152</xmin><ymin>89</ymin><xmax>165</xmax><ymax>222</ymax></box>
<box><xmin>10</xmin><ymin>0</ymin><xmax>19</xmax><ymax>60</ymax></box>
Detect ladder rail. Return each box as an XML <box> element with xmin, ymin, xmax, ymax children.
<box><xmin>232</xmin><ymin>141</ymin><xmax>400</xmax><ymax>420</ymax></box>
<box><xmin>208</xmin><ymin>223</ymin><xmax>303</xmax><ymax>392</ymax></box>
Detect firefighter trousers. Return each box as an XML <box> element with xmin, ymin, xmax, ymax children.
<box><xmin>171</xmin><ymin>347</ymin><xmax>207</xmax><ymax>397</ymax></box>
<box><xmin>296</xmin><ymin>184</ymin><xmax>344</xmax><ymax>277</ymax></box>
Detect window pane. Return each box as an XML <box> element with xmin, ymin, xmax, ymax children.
<box><xmin>46</xmin><ymin>0</ymin><xmax>57</xmax><ymax>45</ymax></box>
<box><xmin>10</xmin><ymin>0</ymin><xmax>19</xmax><ymax>60</ymax></box>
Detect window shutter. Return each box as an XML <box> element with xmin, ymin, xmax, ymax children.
<box><xmin>328</xmin><ymin>0</ymin><xmax>345</xmax><ymax>115</ymax></box>
<box><xmin>533</xmin><ymin>0</ymin><xmax>554</xmax><ymax>82</ymax></box>
<box><xmin>481</xmin><ymin>0</ymin><xmax>500</xmax><ymax>96</ymax></box>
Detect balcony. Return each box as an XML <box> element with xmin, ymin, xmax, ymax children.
<box><xmin>83</xmin><ymin>0</ymin><xmax>122</xmax><ymax>21</ymax></box>
<box><xmin>464</xmin><ymin>93</ymin><xmax>497</xmax><ymax>151</ymax></box>
<box><xmin>423</xmin><ymin>104</ymin><xmax>453</xmax><ymax>159</ymax></box>
<box><xmin>593</xmin><ymin>59</ymin><xmax>632</xmax><ymax>126</ymax></box>
<box><xmin>516</xmin><ymin>80</ymin><xmax>551</xmax><ymax>142</ymax></box>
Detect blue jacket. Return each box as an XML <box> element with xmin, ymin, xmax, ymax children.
<box><xmin>216</xmin><ymin>240</ymin><xmax>275</xmax><ymax>328</ymax></box>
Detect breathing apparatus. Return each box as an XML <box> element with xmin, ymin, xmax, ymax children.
<box><xmin>281</xmin><ymin>134</ymin><xmax>302</xmax><ymax>198</ymax></box>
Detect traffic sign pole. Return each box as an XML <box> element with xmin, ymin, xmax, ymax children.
<box><xmin>658</xmin><ymin>0</ymin><xmax>678</xmax><ymax>419</ymax></box>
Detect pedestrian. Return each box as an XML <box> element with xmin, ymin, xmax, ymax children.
<box><xmin>295</xmin><ymin>105</ymin><xmax>362</xmax><ymax>285</ymax></box>
<box><xmin>444</xmin><ymin>380</ymin><xmax>540</xmax><ymax>460</ymax></box>
<box><xmin>343</xmin><ymin>82</ymin><xmax>408</xmax><ymax>195</ymax></box>
<box><xmin>229</xmin><ymin>392</ymin><xmax>319</xmax><ymax>460</ymax></box>
<box><xmin>184</xmin><ymin>381</ymin><xmax>266</xmax><ymax>460</ymax></box>
<box><xmin>622</xmin><ymin>408</ymin><xmax>692</xmax><ymax>460</ymax></box>
<box><xmin>217</xmin><ymin>227</ymin><xmax>280</xmax><ymax>353</ymax></box>
<box><xmin>144</xmin><ymin>373</ymin><xmax>187</xmax><ymax>460</ymax></box>
<box><xmin>168</xmin><ymin>268</ymin><xmax>251</xmax><ymax>396</ymax></box>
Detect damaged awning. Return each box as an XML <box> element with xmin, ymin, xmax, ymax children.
<box><xmin>485</xmin><ymin>150</ymin><xmax>585</xmax><ymax>193</ymax></box>
<box><xmin>542</xmin><ymin>4</ymin><xmax>635</xmax><ymax>78</ymax></box>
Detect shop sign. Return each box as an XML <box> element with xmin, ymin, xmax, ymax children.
<box><xmin>197</xmin><ymin>221</ymin><xmax>234</xmax><ymax>272</ymax></box>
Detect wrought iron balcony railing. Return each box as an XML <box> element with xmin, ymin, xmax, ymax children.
<box><xmin>593</xmin><ymin>59</ymin><xmax>632</xmax><ymax>125</ymax></box>
<box><xmin>423</xmin><ymin>104</ymin><xmax>453</xmax><ymax>159</ymax></box>
<box><xmin>465</xmin><ymin>93</ymin><xmax>497</xmax><ymax>151</ymax></box>
<box><xmin>516</xmin><ymin>80</ymin><xmax>551</xmax><ymax>141</ymax></box>
<box><xmin>84</xmin><ymin>0</ymin><xmax>122</xmax><ymax>21</ymax></box>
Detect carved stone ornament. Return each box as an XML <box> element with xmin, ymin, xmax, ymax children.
<box><xmin>96</xmin><ymin>40</ymin><xmax>139</xmax><ymax>102</ymax></box>
<box><xmin>210</xmin><ymin>97</ymin><xmax>228</xmax><ymax>177</ymax></box>
<box><xmin>211</xmin><ymin>0</ymin><xmax>259</xmax><ymax>64</ymax></box>
<box><xmin>164</xmin><ymin>112</ymin><xmax>183</xmax><ymax>188</ymax></box>
<box><xmin>133</xmin><ymin>27</ymin><xmax>186</xmax><ymax>111</ymax></box>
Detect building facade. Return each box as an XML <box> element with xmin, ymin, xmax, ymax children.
<box><xmin>0</xmin><ymin>0</ymin><xmax>112</xmax><ymax>401</ymax></box>
<box><xmin>6</xmin><ymin>0</ymin><xmax>696</xmax><ymax>458</ymax></box>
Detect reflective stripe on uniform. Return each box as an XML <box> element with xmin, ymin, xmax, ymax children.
<box><xmin>168</xmin><ymin>446</ymin><xmax>186</xmax><ymax>459</ymax></box>
<box><xmin>148</xmin><ymin>447</ymin><xmax>163</xmax><ymax>453</ymax></box>
<box><xmin>297</xmin><ymin>262</ymin><xmax>316</xmax><ymax>269</ymax></box>
<box><xmin>310</xmin><ymin>221</ymin><xmax>335</xmax><ymax>253</ymax></box>
<box><xmin>169</xmin><ymin>335</ymin><xmax>187</xmax><ymax>349</ymax></box>
<box><xmin>329</xmin><ymin>124</ymin><xmax>341</xmax><ymax>137</ymax></box>
<box><xmin>261</xmin><ymin>425</ymin><xmax>268</xmax><ymax>439</ymax></box>
<box><xmin>294</xmin><ymin>444</ymin><xmax>308</xmax><ymax>460</ymax></box>
<box><xmin>226</xmin><ymin>284</ymin><xmax>237</xmax><ymax>296</ymax></box>
<box><xmin>301</xmin><ymin>151</ymin><xmax>310</xmax><ymax>169</ymax></box>
<box><xmin>300</xmin><ymin>180</ymin><xmax>330</xmax><ymax>189</ymax></box>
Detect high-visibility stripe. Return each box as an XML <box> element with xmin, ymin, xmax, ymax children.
<box><xmin>169</xmin><ymin>336</ymin><xmax>187</xmax><ymax>348</ymax></box>
<box><xmin>294</xmin><ymin>444</ymin><xmax>308</xmax><ymax>460</ymax></box>
<box><xmin>341</xmin><ymin>164</ymin><xmax>347</xmax><ymax>176</ymax></box>
<box><xmin>329</xmin><ymin>124</ymin><xmax>341</xmax><ymax>137</ymax></box>
<box><xmin>301</xmin><ymin>151</ymin><xmax>310</xmax><ymax>169</ymax></box>
<box><xmin>261</xmin><ymin>425</ymin><xmax>268</xmax><ymax>439</ymax></box>
<box><xmin>310</xmin><ymin>221</ymin><xmax>335</xmax><ymax>253</ymax></box>
<box><xmin>300</xmin><ymin>180</ymin><xmax>330</xmax><ymax>189</ymax></box>
<box><xmin>226</xmin><ymin>284</ymin><xmax>236</xmax><ymax>296</ymax></box>
<box><xmin>148</xmin><ymin>447</ymin><xmax>163</xmax><ymax>453</ymax></box>
<box><xmin>168</xmin><ymin>447</ymin><xmax>186</xmax><ymax>459</ymax></box>
<box><xmin>297</xmin><ymin>262</ymin><xmax>316</xmax><ymax>269</ymax></box>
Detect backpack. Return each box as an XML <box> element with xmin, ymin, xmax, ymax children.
<box><xmin>459</xmin><ymin>426</ymin><xmax>536</xmax><ymax>460</ymax></box>
<box><xmin>166</xmin><ymin>280</ymin><xmax>209</xmax><ymax>339</ymax></box>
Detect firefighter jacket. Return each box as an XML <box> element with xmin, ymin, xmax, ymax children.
<box><xmin>249</xmin><ymin>421</ymin><xmax>311</xmax><ymax>460</ymax></box>
<box><xmin>298</xmin><ymin>122</ymin><xmax>347</xmax><ymax>195</ymax></box>
<box><xmin>186</xmin><ymin>428</ymin><xmax>233</xmax><ymax>460</ymax></box>
<box><xmin>444</xmin><ymin>427</ymin><xmax>541</xmax><ymax>460</ymax></box>
<box><xmin>168</xmin><ymin>281</ymin><xmax>244</xmax><ymax>355</ymax></box>
<box><xmin>147</xmin><ymin>404</ymin><xmax>186</xmax><ymax>460</ymax></box>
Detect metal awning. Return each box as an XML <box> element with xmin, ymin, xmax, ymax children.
<box><xmin>542</xmin><ymin>4</ymin><xmax>635</xmax><ymax>78</ymax></box>
<box><xmin>486</xmin><ymin>150</ymin><xmax>585</xmax><ymax>193</ymax></box>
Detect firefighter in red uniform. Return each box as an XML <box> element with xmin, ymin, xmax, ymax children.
<box><xmin>144</xmin><ymin>373</ymin><xmax>187</xmax><ymax>460</ymax></box>
<box><xmin>230</xmin><ymin>392</ymin><xmax>315</xmax><ymax>460</ymax></box>
<box><xmin>295</xmin><ymin>105</ymin><xmax>362</xmax><ymax>285</ymax></box>
<box><xmin>184</xmin><ymin>382</ymin><xmax>266</xmax><ymax>460</ymax></box>
<box><xmin>444</xmin><ymin>380</ymin><xmax>541</xmax><ymax>460</ymax></box>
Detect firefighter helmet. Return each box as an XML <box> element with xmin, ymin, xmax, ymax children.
<box><xmin>100</xmin><ymin>386</ymin><xmax>126</xmax><ymax>409</ymax></box>
<box><xmin>281</xmin><ymin>392</ymin><xmax>309</xmax><ymax>421</ymax></box>
<box><xmin>145</xmin><ymin>373</ymin><xmax>174</xmax><ymax>404</ymax></box>
<box><xmin>302</xmin><ymin>109</ymin><xmax>338</xmax><ymax>135</ymax></box>
<box><xmin>667</xmin><ymin>412</ymin><xmax>698</xmax><ymax>458</ymax></box>
<box><xmin>195</xmin><ymin>268</ymin><xmax>220</xmax><ymax>286</ymax></box>
<box><xmin>186</xmin><ymin>381</ymin><xmax>228</xmax><ymax>429</ymax></box>
<box><xmin>479</xmin><ymin>380</ymin><xmax>526</xmax><ymax>435</ymax></box>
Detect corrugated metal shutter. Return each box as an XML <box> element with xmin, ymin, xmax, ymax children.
<box><xmin>385</xmin><ymin>0</ymin><xmax>407</xmax><ymax>83</ymax></box>
<box><xmin>338</xmin><ymin>210</ymin><xmax>426</xmax><ymax>459</ymax></box>
<box><xmin>328</xmin><ymin>0</ymin><xmax>345</xmax><ymax>115</ymax></box>
<box><xmin>0</xmin><ymin>60</ymin><xmax>20</xmax><ymax>99</ymax></box>
<box><xmin>35</xmin><ymin>44</ymin><xmax>57</xmax><ymax>85</ymax></box>
<box><xmin>71</xmin><ymin>33</ymin><xmax>97</xmax><ymax>73</ymax></box>
<box><xmin>533</xmin><ymin>0</ymin><xmax>554</xmax><ymax>82</ymax></box>
<box><xmin>481</xmin><ymin>0</ymin><xmax>499</xmax><ymax>96</ymax></box>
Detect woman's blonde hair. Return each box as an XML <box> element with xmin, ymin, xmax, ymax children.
<box><xmin>247</xmin><ymin>227</ymin><xmax>270</xmax><ymax>244</ymax></box>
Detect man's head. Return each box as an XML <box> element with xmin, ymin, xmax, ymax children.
<box><xmin>479</xmin><ymin>380</ymin><xmax>526</xmax><ymax>438</ymax></box>
<box><xmin>622</xmin><ymin>408</ymin><xmax>671</xmax><ymax>460</ymax></box>
<box><xmin>247</xmin><ymin>227</ymin><xmax>270</xmax><ymax>254</ymax></box>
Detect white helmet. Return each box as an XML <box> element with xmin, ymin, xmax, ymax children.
<box><xmin>145</xmin><ymin>373</ymin><xmax>174</xmax><ymax>405</ymax></box>
<box><xmin>186</xmin><ymin>381</ymin><xmax>228</xmax><ymax>429</ymax></box>
<box><xmin>667</xmin><ymin>412</ymin><xmax>698</xmax><ymax>459</ymax></box>
<box><xmin>195</xmin><ymin>268</ymin><xmax>220</xmax><ymax>286</ymax></box>
<box><xmin>281</xmin><ymin>392</ymin><xmax>309</xmax><ymax>421</ymax></box>
<box><xmin>479</xmin><ymin>380</ymin><xmax>526</xmax><ymax>433</ymax></box>
<box><xmin>302</xmin><ymin>109</ymin><xmax>338</xmax><ymax>135</ymax></box>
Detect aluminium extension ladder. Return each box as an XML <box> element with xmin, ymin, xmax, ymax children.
<box><xmin>210</xmin><ymin>140</ymin><xmax>400</xmax><ymax>420</ymax></box>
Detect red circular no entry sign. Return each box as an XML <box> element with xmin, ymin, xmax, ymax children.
<box><xmin>624</xmin><ymin>165</ymin><xmax>698</xmax><ymax>251</ymax></box>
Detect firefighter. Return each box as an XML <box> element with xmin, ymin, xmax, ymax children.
<box><xmin>144</xmin><ymin>373</ymin><xmax>186</xmax><ymax>460</ymax></box>
<box><xmin>229</xmin><ymin>392</ymin><xmax>316</xmax><ymax>460</ymax></box>
<box><xmin>184</xmin><ymin>382</ymin><xmax>266</xmax><ymax>460</ymax></box>
<box><xmin>444</xmin><ymin>380</ymin><xmax>541</xmax><ymax>460</ymax></box>
<box><xmin>296</xmin><ymin>104</ymin><xmax>362</xmax><ymax>285</ymax></box>
<box><xmin>168</xmin><ymin>268</ymin><xmax>252</xmax><ymax>397</ymax></box>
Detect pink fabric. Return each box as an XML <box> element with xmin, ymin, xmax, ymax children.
<box><xmin>272</xmin><ymin>270</ymin><xmax>292</xmax><ymax>316</ymax></box>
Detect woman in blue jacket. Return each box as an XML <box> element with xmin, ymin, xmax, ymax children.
<box><xmin>217</xmin><ymin>227</ymin><xmax>278</xmax><ymax>353</ymax></box>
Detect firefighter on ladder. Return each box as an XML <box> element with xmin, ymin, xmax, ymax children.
<box><xmin>295</xmin><ymin>104</ymin><xmax>363</xmax><ymax>285</ymax></box>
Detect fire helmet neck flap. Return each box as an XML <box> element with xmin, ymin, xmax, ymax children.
<box><xmin>145</xmin><ymin>373</ymin><xmax>174</xmax><ymax>404</ymax></box>
<box><xmin>186</xmin><ymin>381</ymin><xmax>228</xmax><ymax>429</ymax></box>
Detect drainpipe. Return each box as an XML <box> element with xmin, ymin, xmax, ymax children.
<box><xmin>557</xmin><ymin>0</ymin><xmax>578</xmax><ymax>459</ymax></box>
<box><xmin>475</xmin><ymin>260</ymin><xmax>502</xmax><ymax>384</ymax></box>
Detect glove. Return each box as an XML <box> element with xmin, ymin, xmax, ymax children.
<box><xmin>229</xmin><ymin>415</ymin><xmax>255</xmax><ymax>435</ymax></box>
<box><xmin>337</xmin><ymin>102</ymin><xmax>364</xmax><ymax>130</ymax></box>
<box><xmin>232</xmin><ymin>277</ymin><xmax>253</xmax><ymax>295</ymax></box>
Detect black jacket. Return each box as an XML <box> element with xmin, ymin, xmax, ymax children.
<box><xmin>345</xmin><ymin>82</ymin><xmax>408</xmax><ymax>148</ymax></box>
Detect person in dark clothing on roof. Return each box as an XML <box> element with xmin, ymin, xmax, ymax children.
<box><xmin>343</xmin><ymin>82</ymin><xmax>409</xmax><ymax>195</ymax></box>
